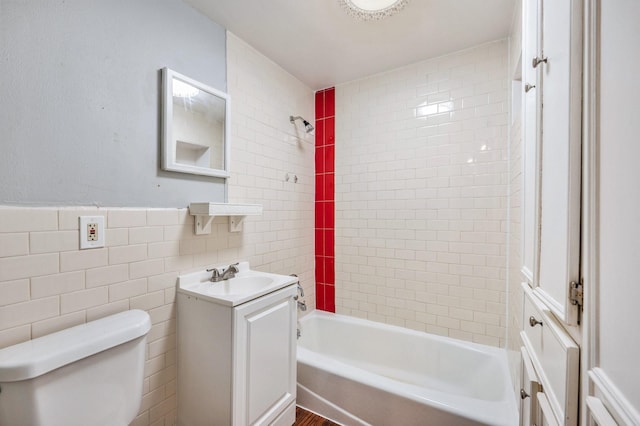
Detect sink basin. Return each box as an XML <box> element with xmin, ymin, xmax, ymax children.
<box><xmin>177</xmin><ymin>262</ymin><xmax>298</xmax><ymax>306</ymax></box>
<box><xmin>206</xmin><ymin>276</ymin><xmax>274</xmax><ymax>296</ymax></box>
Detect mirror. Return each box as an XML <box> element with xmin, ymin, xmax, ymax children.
<box><xmin>161</xmin><ymin>68</ymin><xmax>230</xmax><ymax>178</ymax></box>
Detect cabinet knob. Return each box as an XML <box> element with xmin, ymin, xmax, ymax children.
<box><xmin>532</xmin><ymin>56</ymin><xmax>548</xmax><ymax>68</ymax></box>
<box><xmin>529</xmin><ymin>316</ymin><xmax>543</xmax><ymax>327</ymax></box>
<box><xmin>520</xmin><ymin>388</ymin><xmax>530</xmax><ymax>399</ymax></box>
<box><xmin>525</xmin><ymin>83</ymin><xmax>536</xmax><ymax>93</ymax></box>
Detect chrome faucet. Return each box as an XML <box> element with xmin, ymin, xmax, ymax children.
<box><xmin>207</xmin><ymin>263</ymin><xmax>239</xmax><ymax>282</ymax></box>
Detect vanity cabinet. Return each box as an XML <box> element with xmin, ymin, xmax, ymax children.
<box><xmin>177</xmin><ymin>284</ymin><xmax>298</xmax><ymax>426</ymax></box>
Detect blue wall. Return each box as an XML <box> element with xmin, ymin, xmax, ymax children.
<box><xmin>0</xmin><ymin>0</ymin><xmax>227</xmax><ymax>207</ymax></box>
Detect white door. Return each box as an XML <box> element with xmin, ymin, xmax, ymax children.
<box><xmin>583</xmin><ymin>0</ymin><xmax>640</xmax><ymax>423</ymax></box>
<box><xmin>532</xmin><ymin>0</ymin><xmax>583</xmax><ymax>326</ymax></box>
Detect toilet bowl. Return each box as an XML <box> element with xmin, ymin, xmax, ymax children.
<box><xmin>0</xmin><ymin>309</ymin><xmax>151</xmax><ymax>426</ymax></box>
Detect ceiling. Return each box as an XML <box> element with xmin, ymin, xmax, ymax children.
<box><xmin>184</xmin><ymin>0</ymin><xmax>516</xmax><ymax>90</ymax></box>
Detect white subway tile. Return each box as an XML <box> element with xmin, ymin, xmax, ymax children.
<box><xmin>164</xmin><ymin>256</ymin><xmax>193</xmax><ymax>273</ymax></box>
<box><xmin>0</xmin><ymin>297</ymin><xmax>59</xmax><ymax>329</ymax></box>
<box><xmin>130</xmin><ymin>227</ymin><xmax>164</xmax><ymax>244</ymax></box>
<box><xmin>0</xmin><ymin>233</ymin><xmax>29</xmax><ymax>257</ymax></box>
<box><xmin>0</xmin><ymin>279</ymin><xmax>30</xmax><ymax>306</ymax></box>
<box><xmin>148</xmin><ymin>272</ymin><xmax>178</xmax><ymax>292</ymax></box>
<box><xmin>130</xmin><ymin>291</ymin><xmax>165</xmax><ymax>311</ymax></box>
<box><xmin>61</xmin><ymin>287</ymin><xmax>108</xmax><ymax>314</ymax></box>
<box><xmin>148</xmin><ymin>335</ymin><xmax>176</xmax><ymax>359</ymax></box>
<box><xmin>108</xmin><ymin>209</ymin><xmax>147</xmax><ymax>228</ymax></box>
<box><xmin>147</xmin><ymin>319</ymin><xmax>176</xmax><ymax>343</ymax></box>
<box><xmin>30</xmin><ymin>230</ymin><xmax>78</xmax><ymax>254</ymax></box>
<box><xmin>86</xmin><ymin>300</ymin><xmax>130</xmax><ymax>322</ymax></box>
<box><xmin>32</xmin><ymin>311</ymin><xmax>86</xmax><ymax>338</ymax></box>
<box><xmin>0</xmin><ymin>253</ymin><xmax>59</xmax><ymax>281</ymax></box>
<box><xmin>31</xmin><ymin>271</ymin><xmax>85</xmax><ymax>299</ymax></box>
<box><xmin>109</xmin><ymin>278</ymin><xmax>148</xmax><ymax>302</ymax></box>
<box><xmin>130</xmin><ymin>259</ymin><xmax>165</xmax><ymax>280</ymax></box>
<box><xmin>86</xmin><ymin>264</ymin><xmax>129</xmax><ymax>288</ymax></box>
<box><xmin>0</xmin><ymin>208</ymin><xmax>58</xmax><ymax>232</ymax></box>
<box><xmin>147</xmin><ymin>209</ymin><xmax>181</xmax><ymax>226</ymax></box>
<box><xmin>109</xmin><ymin>244</ymin><xmax>147</xmax><ymax>265</ymax></box>
<box><xmin>0</xmin><ymin>325</ymin><xmax>31</xmax><ymax>349</ymax></box>
<box><xmin>60</xmin><ymin>249</ymin><xmax>107</xmax><ymax>272</ymax></box>
<box><xmin>106</xmin><ymin>228</ymin><xmax>129</xmax><ymax>247</ymax></box>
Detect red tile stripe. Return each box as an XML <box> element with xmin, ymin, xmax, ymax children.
<box><xmin>315</xmin><ymin>87</ymin><xmax>335</xmax><ymax>312</ymax></box>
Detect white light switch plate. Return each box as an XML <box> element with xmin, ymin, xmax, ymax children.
<box><xmin>79</xmin><ymin>216</ymin><xmax>105</xmax><ymax>249</ymax></box>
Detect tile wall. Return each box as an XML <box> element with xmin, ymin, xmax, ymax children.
<box><xmin>334</xmin><ymin>40</ymin><xmax>509</xmax><ymax>346</ymax></box>
<box><xmin>226</xmin><ymin>33</ymin><xmax>315</xmax><ymax>306</ymax></box>
<box><xmin>315</xmin><ymin>88</ymin><xmax>336</xmax><ymax>312</ymax></box>
<box><xmin>0</xmin><ymin>33</ymin><xmax>315</xmax><ymax>426</ymax></box>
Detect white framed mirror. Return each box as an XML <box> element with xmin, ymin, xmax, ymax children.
<box><xmin>161</xmin><ymin>67</ymin><xmax>230</xmax><ymax>178</ymax></box>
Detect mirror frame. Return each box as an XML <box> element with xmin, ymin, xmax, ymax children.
<box><xmin>161</xmin><ymin>67</ymin><xmax>230</xmax><ymax>178</ymax></box>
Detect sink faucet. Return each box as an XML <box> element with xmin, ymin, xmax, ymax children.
<box><xmin>207</xmin><ymin>263</ymin><xmax>239</xmax><ymax>282</ymax></box>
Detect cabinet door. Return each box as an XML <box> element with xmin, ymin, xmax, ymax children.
<box><xmin>537</xmin><ymin>393</ymin><xmax>561</xmax><ymax>426</ymax></box>
<box><xmin>521</xmin><ymin>0</ymin><xmax>541</xmax><ymax>284</ymax></box>
<box><xmin>233</xmin><ymin>286</ymin><xmax>297</xmax><ymax>425</ymax></box>
<box><xmin>533</xmin><ymin>0</ymin><xmax>582</xmax><ymax>326</ymax></box>
<box><xmin>520</xmin><ymin>347</ymin><xmax>541</xmax><ymax>426</ymax></box>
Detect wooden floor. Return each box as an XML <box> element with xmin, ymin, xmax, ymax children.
<box><xmin>295</xmin><ymin>406</ymin><xmax>340</xmax><ymax>426</ymax></box>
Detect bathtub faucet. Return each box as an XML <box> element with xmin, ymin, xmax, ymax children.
<box><xmin>207</xmin><ymin>263</ymin><xmax>239</xmax><ymax>282</ymax></box>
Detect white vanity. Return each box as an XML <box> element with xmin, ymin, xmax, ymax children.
<box><xmin>176</xmin><ymin>262</ymin><xmax>298</xmax><ymax>426</ymax></box>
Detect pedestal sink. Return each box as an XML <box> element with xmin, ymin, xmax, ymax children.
<box><xmin>176</xmin><ymin>261</ymin><xmax>298</xmax><ymax>306</ymax></box>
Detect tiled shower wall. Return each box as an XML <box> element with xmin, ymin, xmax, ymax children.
<box><xmin>226</xmin><ymin>33</ymin><xmax>315</xmax><ymax>303</ymax></box>
<box><xmin>334</xmin><ymin>40</ymin><xmax>509</xmax><ymax>346</ymax></box>
<box><xmin>0</xmin><ymin>33</ymin><xmax>314</xmax><ymax>426</ymax></box>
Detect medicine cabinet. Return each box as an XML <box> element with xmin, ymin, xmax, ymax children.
<box><xmin>161</xmin><ymin>67</ymin><xmax>230</xmax><ymax>178</ymax></box>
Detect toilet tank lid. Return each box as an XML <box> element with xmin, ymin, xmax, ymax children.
<box><xmin>0</xmin><ymin>309</ymin><xmax>151</xmax><ymax>382</ymax></box>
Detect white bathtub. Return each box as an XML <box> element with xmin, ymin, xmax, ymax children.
<box><xmin>296</xmin><ymin>311</ymin><xmax>517</xmax><ymax>426</ymax></box>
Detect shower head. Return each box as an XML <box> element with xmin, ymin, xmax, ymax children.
<box><xmin>290</xmin><ymin>115</ymin><xmax>314</xmax><ymax>133</ymax></box>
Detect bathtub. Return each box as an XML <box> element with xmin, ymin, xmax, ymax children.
<box><xmin>296</xmin><ymin>311</ymin><xmax>518</xmax><ymax>426</ymax></box>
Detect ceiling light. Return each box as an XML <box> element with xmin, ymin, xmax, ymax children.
<box><xmin>338</xmin><ymin>0</ymin><xmax>408</xmax><ymax>21</ymax></box>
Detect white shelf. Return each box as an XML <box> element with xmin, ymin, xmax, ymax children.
<box><xmin>189</xmin><ymin>202</ymin><xmax>263</xmax><ymax>234</ymax></box>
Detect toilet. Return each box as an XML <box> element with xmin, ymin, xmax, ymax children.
<box><xmin>0</xmin><ymin>309</ymin><xmax>151</xmax><ymax>426</ymax></box>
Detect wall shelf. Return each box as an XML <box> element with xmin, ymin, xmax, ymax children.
<box><xmin>189</xmin><ymin>202</ymin><xmax>262</xmax><ymax>234</ymax></box>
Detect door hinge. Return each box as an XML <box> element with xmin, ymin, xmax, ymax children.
<box><xmin>569</xmin><ymin>281</ymin><xmax>583</xmax><ymax>306</ymax></box>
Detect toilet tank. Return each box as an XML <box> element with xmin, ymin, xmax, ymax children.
<box><xmin>0</xmin><ymin>309</ymin><xmax>151</xmax><ymax>426</ymax></box>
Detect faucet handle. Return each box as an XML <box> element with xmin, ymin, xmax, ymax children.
<box><xmin>207</xmin><ymin>268</ymin><xmax>221</xmax><ymax>282</ymax></box>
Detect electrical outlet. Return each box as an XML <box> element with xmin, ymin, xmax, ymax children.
<box><xmin>87</xmin><ymin>223</ymin><xmax>98</xmax><ymax>241</ymax></box>
<box><xmin>79</xmin><ymin>216</ymin><xmax>105</xmax><ymax>249</ymax></box>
